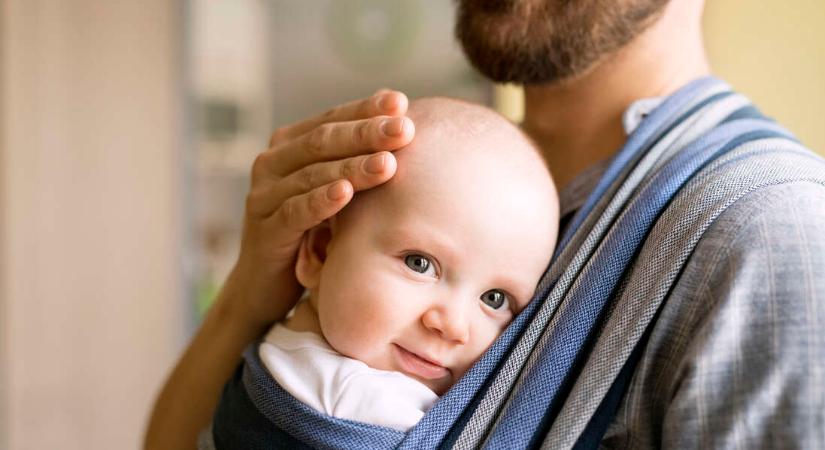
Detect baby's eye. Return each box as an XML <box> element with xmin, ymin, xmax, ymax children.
<box><xmin>404</xmin><ymin>254</ymin><xmax>436</xmax><ymax>277</ymax></box>
<box><xmin>480</xmin><ymin>289</ymin><xmax>508</xmax><ymax>310</ymax></box>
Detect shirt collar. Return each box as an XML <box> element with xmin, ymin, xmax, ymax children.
<box><xmin>622</xmin><ymin>97</ymin><xmax>664</xmax><ymax>135</ymax></box>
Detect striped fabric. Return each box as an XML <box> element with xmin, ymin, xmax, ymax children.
<box><xmin>206</xmin><ymin>77</ymin><xmax>825</xmax><ymax>449</ymax></box>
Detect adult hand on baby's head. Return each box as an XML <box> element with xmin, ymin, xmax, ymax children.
<box><xmin>228</xmin><ymin>89</ymin><xmax>414</xmax><ymax>329</ymax></box>
<box><xmin>145</xmin><ymin>92</ymin><xmax>413</xmax><ymax>450</ymax></box>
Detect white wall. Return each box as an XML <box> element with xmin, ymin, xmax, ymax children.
<box><xmin>0</xmin><ymin>1</ymin><xmax>185</xmax><ymax>449</ymax></box>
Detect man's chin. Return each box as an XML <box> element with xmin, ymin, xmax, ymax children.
<box><xmin>454</xmin><ymin>0</ymin><xmax>670</xmax><ymax>84</ymax></box>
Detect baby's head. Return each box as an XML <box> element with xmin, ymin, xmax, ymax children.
<box><xmin>296</xmin><ymin>97</ymin><xmax>559</xmax><ymax>394</ymax></box>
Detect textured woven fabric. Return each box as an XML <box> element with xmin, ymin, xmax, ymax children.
<box><xmin>446</xmin><ymin>77</ymin><xmax>730</xmax><ymax>450</ymax></box>
<box><xmin>472</xmin><ymin>119</ymin><xmax>794</xmax><ymax>449</ymax></box>
<box><xmin>543</xmin><ymin>140</ymin><xmax>825</xmax><ymax>449</ymax></box>
<box><xmin>595</xmin><ymin>171</ymin><xmax>825</xmax><ymax>448</ymax></box>
<box><xmin>208</xmin><ymin>77</ymin><xmax>825</xmax><ymax>449</ymax></box>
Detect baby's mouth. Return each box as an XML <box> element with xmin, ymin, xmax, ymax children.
<box><xmin>392</xmin><ymin>344</ymin><xmax>450</xmax><ymax>381</ymax></box>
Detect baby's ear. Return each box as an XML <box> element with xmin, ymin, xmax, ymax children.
<box><xmin>295</xmin><ymin>221</ymin><xmax>333</xmax><ymax>289</ymax></box>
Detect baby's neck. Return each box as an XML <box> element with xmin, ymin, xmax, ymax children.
<box><xmin>282</xmin><ymin>297</ymin><xmax>324</xmax><ymax>336</ymax></box>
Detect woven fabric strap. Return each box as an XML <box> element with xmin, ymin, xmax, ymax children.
<box><xmin>469</xmin><ymin>118</ymin><xmax>793</xmax><ymax>450</ymax></box>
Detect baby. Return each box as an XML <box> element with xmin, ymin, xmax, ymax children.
<box><xmin>258</xmin><ymin>97</ymin><xmax>559</xmax><ymax>431</ymax></box>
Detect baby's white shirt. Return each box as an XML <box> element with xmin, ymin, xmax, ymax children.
<box><xmin>259</xmin><ymin>323</ymin><xmax>439</xmax><ymax>432</ymax></box>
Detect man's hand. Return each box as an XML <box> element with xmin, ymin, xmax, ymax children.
<box><xmin>230</xmin><ymin>89</ymin><xmax>414</xmax><ymax>328</ymax></box>
<box><xmin>144</xmin><ymin>89</ymin><xmax>414</xmax><ymax>450</ymax></box>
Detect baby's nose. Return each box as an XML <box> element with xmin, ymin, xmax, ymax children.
<box><xmin>421</xmin><ymin>303</ymin><xmax>470</xmax><ymax>345</ymax></box>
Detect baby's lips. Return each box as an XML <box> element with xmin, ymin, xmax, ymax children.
<box><xmin>392</xmin><ymin>344</ymin><xmax>450</xmax><ymax>380</ymax></box>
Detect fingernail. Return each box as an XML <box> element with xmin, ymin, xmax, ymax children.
<box><xmin>363</xmin><ymin>153</ymin><xmax>386</xmax><ymax>174</ymax></box>
<box><xmin>378</xmin><ymin>94</ymin><xmax>397</xmax><ymax>111</ymax></box>
<box><xmin>327</xmin><ymin>181</ymin><xmax>348</xmax><ymax>201</ymax></box>
<box><xmin>380</xmin><ymin>117</ymin><xmax>404</xmax><ymax>137</ymax></box>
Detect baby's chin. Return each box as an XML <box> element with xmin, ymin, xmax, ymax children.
<box><xmin>417</xmin><ymin>374</ymin><xmax>453</xmax><ymax>396</ymax></box>
<box><xmin>422</xmin><ymin>360</ymin><xmax>469</xmax><ymax>395</ymax></box>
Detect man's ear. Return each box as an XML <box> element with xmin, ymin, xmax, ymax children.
<box><xmin>295</xmin><ymin>221</ymin><xmax>333</xmax><ymax>290</ymax></box>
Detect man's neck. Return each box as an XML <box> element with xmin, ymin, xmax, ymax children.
<box><xmin>523</xmin><ymin>0</ymin><xmax>712</xmax><ymax>191</ymax></box>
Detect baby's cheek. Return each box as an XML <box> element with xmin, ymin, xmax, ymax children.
<box><xmin>323</xmin><ymin>284</ymin><xmax>394</xmax><ymax>357</ymax></box>
<box><xmin>470</xmin><ymin>321</ymin><xmax>505</xmax><ymax>360</ymax></box>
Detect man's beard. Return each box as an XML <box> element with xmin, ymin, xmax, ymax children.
<box><xmin>455</xmin><ymin>0</ymin><xmax>669</xmax><ymax>85</ymax></box>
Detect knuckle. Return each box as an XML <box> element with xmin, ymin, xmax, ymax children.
<box><xmin>279</xmin><ymin>198</ymin><xmax>301</xmax><ymax>232</ymax></box>
<box><xmin>340</xmin><ymin>158</ymin><xmax>356</xmax><ymax>180</ymax></box>
<box><xmin>252</xmin><ymin>151</ymin><xmax>268</xmax><ymax>169</ymax></box>
<box><xmin>269</xmin><ymin>127</ymin><xmax>289</xmax><ymax>146</ymax></box>
<box><xmin>298</xmin><ymin>166</ymin><xmax>317</xmax><ymax>190</ymax></box>
<box><xmin>251</xmin><ymin>152</ymin><xmax>269</xmax><ymax>178</ymax></box>
<box><xmin>353</xmin><ymin>120</ymin><xmax>369</xmax><ymax>146</ymax></box>
<box><xmin>308</xmin><ymin>124</ymin><xmax>331</xmax><ymax>156</ymax></box>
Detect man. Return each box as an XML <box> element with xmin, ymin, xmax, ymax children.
<box><xmin>454</xmin><ymin>2</ymin><xmax>825</xmax><ymax>447</ymax></box>
<box><xmin>145</xmin><ymin>0</ymin><xmax>825</xmax><ymax>448</ymax></box>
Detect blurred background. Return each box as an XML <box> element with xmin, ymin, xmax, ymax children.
<box><xmin>0</xmin><ymin>0</ymin><xmax>822</xmax><ymax>448</ymax></box>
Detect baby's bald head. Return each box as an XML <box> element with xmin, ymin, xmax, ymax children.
<box><xmin>336</xmin><ymin>96</ymin><xmax>559</xmax><ymax>267</ymax></box>
<box><xmin>394</xmin><ymin>97</ymin><xmax>553</xmax><ymax>197</ymax></box>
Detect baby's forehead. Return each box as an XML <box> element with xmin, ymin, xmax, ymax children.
<box><xmin>401</xmin><ymin>99</ymin><xmax>543</xmax><ymax>173</ymax></box>
<box><xmin>339</xmin><ymin>97</ymin><xmax>556</xmax><ymax>237</ymax></box>
<box><xmin>363</xmin><ymin>124</ymin><xmax>551</xmax><ymax>222</ymax></box>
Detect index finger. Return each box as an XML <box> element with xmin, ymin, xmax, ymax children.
<box><xmin>270</xmin><ymin>89</ymin><xmax>409</xmax><ymax>146</ymax></box>
<box><xmin>261</xmin><ymin>115</ymin><xmax>414</xmax><ymax>177</ymax></box>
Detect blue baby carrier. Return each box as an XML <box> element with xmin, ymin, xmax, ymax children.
<box><xmin>205</xmin><ymin>77</ymin><xmax>825</xmax><ymax>449</ymax></box>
